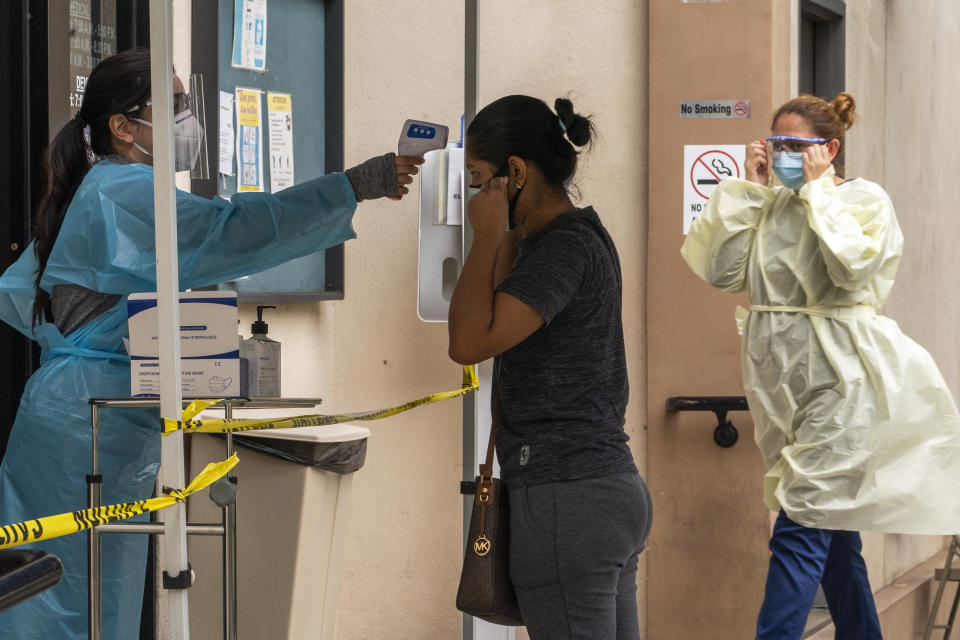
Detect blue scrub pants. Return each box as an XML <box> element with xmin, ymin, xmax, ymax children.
<box><xmin>756</xmin><ymin>511</ymin><xmax>882</xmax><ymax>640</ymax></box>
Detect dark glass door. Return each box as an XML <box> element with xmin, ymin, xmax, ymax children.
<box><xmin>0</xmin><ymin>0</ymin><xmax>148</xmax><ymax>460</ymax></box>
<box><xmin>0</xmin><ymin>1</ymin><xmax>47</xmax><ymax>461</ymax></box>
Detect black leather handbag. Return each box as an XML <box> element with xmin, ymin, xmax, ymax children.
<box><xmin>455</xmin><ymin>416</ymin><xmax>524</xmax><ymax>626</ymax></box>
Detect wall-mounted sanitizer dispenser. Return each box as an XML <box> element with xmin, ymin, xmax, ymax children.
<box><xmin>417</xmin><ymin>143</ymin><xmax>467</xmax><ymax>322</ymax></box>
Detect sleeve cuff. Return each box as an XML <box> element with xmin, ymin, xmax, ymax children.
<box><xmin>798</xmin><ymin>166</ymin><xmax>837</xmax><ymax>201</ymax></box>
<box><xmin>496</xmin><ymin>284</ymin><xmax>555</xmax><ymax>326</ymax></box>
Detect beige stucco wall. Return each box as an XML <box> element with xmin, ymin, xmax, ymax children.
<box><xmin>846</xmin><ymin>0</ymin><xmax>960</xmax><ymax>594</ymax></box>
<box><xmin>292</xmin><ymin>4</ymin><xmax>464</xmax><ymax>637</ymax></box>
<box><xmin>235</xmin><ymin>2</ymin><xmax>649</xmax><ymax>638</ymax></box>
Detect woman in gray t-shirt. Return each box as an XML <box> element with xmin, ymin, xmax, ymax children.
<box><xmin>448</xmin><ymin>95</ymin><xmax>653</xmax><ymax>640</ymax></box>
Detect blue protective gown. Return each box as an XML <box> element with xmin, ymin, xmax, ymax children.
<box><xmin>0</xmin><ymin>159</ymin><xmax>357</xmax><ymax>638</ymax></box>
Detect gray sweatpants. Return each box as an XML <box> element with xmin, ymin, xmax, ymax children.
<box><xmin>508</xmin><ymin>472</ymin><xmax>653</xmax><ymax>640</ymax></box>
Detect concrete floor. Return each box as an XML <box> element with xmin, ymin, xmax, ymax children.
<box><xmin>803</xmin><ymin>606</ymin><xmax>832</xmax><ymax>638</ymax></box>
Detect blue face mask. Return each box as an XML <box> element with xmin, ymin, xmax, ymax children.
<box><xmin>773</xmin><ymin>151</ymin><xmax>805</xmax><ymax>190</ymax></box>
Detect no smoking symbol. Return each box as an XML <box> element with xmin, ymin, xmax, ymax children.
<box><xmin>690</xmin><ymin>150</ymin><xmax>740</xmax><ymax>199</ymax></box>
<box><xmin>734</xmin><ymin>101</ymin><xmax>749</xmax><ymax>117</ymax></box>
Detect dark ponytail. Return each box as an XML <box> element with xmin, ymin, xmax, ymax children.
<box><xmin>32</xmin><ymin>49</ymin><xmax>152</xmax><ymax>327</ymax></box>
<box><xmin>467</xmin><ymin>94</ymin><xmax>595</xmax><ymax>191</ymax></box>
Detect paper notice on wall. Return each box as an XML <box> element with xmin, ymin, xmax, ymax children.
<box><xmin>682</xmin><ymin>144</ymin><xmax>746</xmax><ymax>234</ymax></box>
<box><xmin>231</xmin><ymin>0</ymin><xmax>267</xmax><ymax>72</ymax></box>
<box><xmin>236</xmin><ymin>88</ymin><xmax>264</xmax><ymax>192</ymax></box>
<box><xmin>218</xmin><ymin>91</ymin><xmax>235</xmax><ymax>176</ymax></box>
<box><xmin>266</xmin><ymin>92</ymin><xmax>294</xmax><ymax>192</ymax></box>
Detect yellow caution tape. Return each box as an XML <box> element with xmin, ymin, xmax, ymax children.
<box><xmin>163</xmin><ymin>365</ymin><xmax>478</xmax><ymax>436</ymax></box>
<box><xmin>0</xmin><ymin>368</ymin><xmax>476</xmax><ymax>549</ymax></box>
<box><xmin>0</xmin><ymin>455</ymin><xmax>239</xmax><ymax>550</ymax></box>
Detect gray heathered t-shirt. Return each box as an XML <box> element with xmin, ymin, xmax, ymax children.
<box><xmin>493</xmin><ymin>207</ymin><xmax>637</xmax><ymax>488</ymax></box>
<box><xmin>51</xmin><ymin>284</ymin><xmax>121</xmax><ymax>336</ymax></box>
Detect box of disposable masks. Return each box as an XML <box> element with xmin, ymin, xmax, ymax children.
<box><xmin>127</xmin><ymin>291</ymin><xmax>240</xmax><ymax>398</ymax></box>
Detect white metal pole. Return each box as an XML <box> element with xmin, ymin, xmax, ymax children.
<box><xmin>462</xmin><ymin>7</ymin><xmax>479</xmax><ymax>640</ymax></box>
<box><xmin>149</xmin><ymin>1</ymin><xmax>191</xmax><ymax>638</ymax></box>
<box><xmin>462</xmin><ymin>2</ymin><xmax>512</xmax><ymax>639</ymax></box>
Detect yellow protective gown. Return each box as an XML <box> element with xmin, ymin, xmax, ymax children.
<box><xmin>681</xmin><ymin>167</ymin><xmax>960</xmax><ymax>534</ymax></box>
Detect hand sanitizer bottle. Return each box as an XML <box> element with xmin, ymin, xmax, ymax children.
<box><xmin>240</xmin><ymin>305</ymin><xmax>281</xmax><ymax>397</ymax></box>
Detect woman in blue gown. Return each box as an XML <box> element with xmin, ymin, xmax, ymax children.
<box><xmin>0</xmin><ymin>49</ymin><xmax>421</xmax><ymax>639</ymax></box>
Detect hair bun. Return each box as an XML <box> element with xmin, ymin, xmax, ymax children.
<box><xmin>831</xmin><ymin>92</ymin><xmax>856</xmax><ymax>130</ymax></box>
<box><xmin>554</xmin><ymin>98</ymin><xmax>593</xmax><ymax>148</ymax></box>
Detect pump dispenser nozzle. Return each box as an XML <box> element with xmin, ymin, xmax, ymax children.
<box><xmin>252</xmin><ymin>305</ymin><xmax>276</xmax><ymax>335</ymax></box>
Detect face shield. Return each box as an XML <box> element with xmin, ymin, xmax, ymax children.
<box><xmin>126</xmin><ymin>73</ymin><xmax>209</xmax><ymax>178</ymax></box>
<box><xmin>183</xmin><ymin>73</ymin><xmax>209</xmax><ymax>180</ymax></box>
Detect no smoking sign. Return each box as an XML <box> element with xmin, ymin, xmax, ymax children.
<box><xmin>683</xmin><ymin>145</ymin><xmax>746</xmax><ymax>234</ymax></box>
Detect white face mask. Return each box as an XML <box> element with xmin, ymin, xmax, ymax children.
<box><xmin>131</xmin><ymin>109</ymin><xmax>204</xmax><ymax>172</ymax></box>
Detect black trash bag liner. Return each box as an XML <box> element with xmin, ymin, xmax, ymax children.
<box><xmin>227</xmin><ymin>435</ymin><xmax>367</xmax><ymax>474</ymax></box>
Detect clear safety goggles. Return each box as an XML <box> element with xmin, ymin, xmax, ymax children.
<box><xmin>766</xmin><ymin>135</ymin><xmax>827</xmax><ymax>153</ymax></box>
<box><xmin>125</xmin><ymin>73</ymin><xmax>209</xmax><ymax>180</ymax></box>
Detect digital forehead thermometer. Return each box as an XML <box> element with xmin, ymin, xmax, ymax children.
<box><xmin>398</xmin><ymin>119</ymin><xmax>449</xmax><ymax>156</ymax></box>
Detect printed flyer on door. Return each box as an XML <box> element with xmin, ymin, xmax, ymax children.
<box><xmin>231</xmin><ymin>0</ymin><xmax>267</xmax><ymax>72</ymax></box>
<box><xmin>235</xmin><ymin>88</ymin><xmax>264</xmax><ymax>192</ymax></box>
<box><xmin>267</xmin><ymin>91</ymin><xmax>294</xmax><ymax>192</ymax></box>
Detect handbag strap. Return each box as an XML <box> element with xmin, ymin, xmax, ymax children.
<box><xmin>478</xmin><ymin>368</ymin><xmax>500</xmax><ymax>481</ymax></box>
<box><xmin>479</xmin><ymin>415</ymin><xmax>496</xmax><ymax>480</ymax></box>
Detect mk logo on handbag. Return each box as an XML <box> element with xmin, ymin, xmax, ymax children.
<box><xmin>474</xmin><ymin>534</ymin><xmax>491</xmax><ymax>556</ymax></box>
